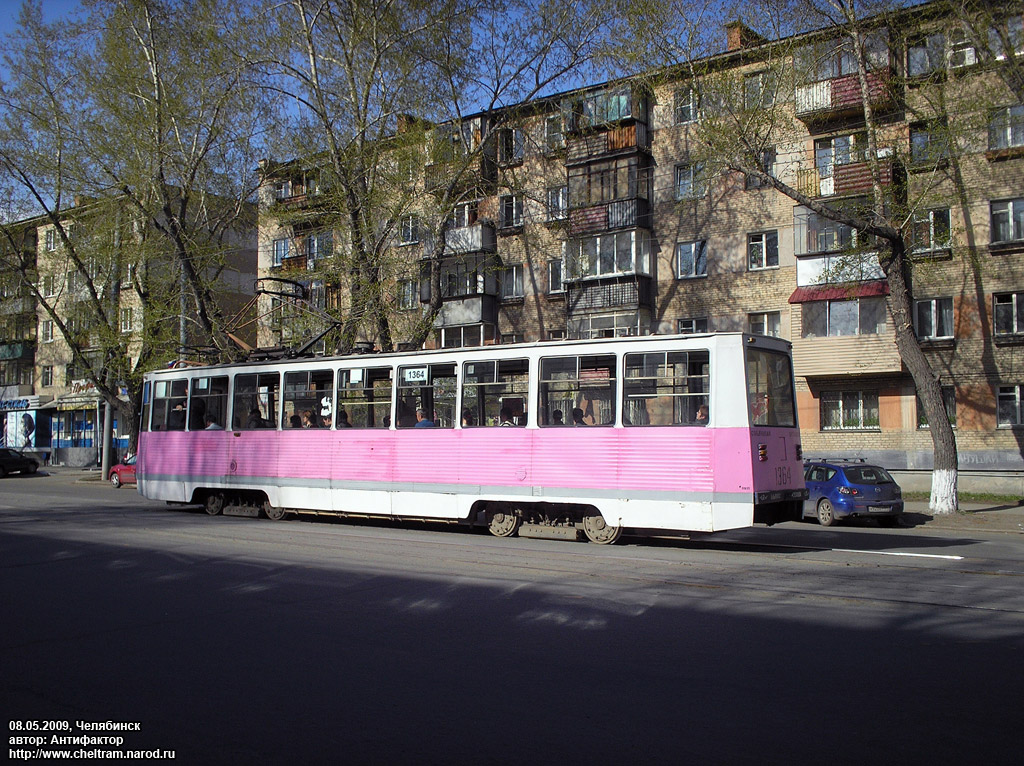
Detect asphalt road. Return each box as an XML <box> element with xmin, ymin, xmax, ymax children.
<box><xmin>2</xmin><ymin>471</ymin><xmax>1023</xmax><ymax>764</ymax></box>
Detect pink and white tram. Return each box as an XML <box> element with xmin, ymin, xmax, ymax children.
<box><xmin>137</xmin><ymin>333</ymin><xmax>806</xmax><ymax>543</ymax></box>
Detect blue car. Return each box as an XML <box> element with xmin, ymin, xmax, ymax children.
<box><xmin>802</xmin><ymin>459</ymin><xmax>904</xmax><ymax>527</ymax></box>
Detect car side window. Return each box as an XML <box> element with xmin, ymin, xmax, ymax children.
<box><xmin>825</xmin><ymin>468</ymin><xmax>837</xmax><ymax>481</ymax></box>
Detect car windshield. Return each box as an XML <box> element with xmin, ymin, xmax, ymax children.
<box><xmin>843</xmin><ymin>465</ymin><xmax>894</xmax><ymax>485</ymax></box>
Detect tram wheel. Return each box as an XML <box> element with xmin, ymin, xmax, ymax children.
<box><xmin>816</xmin><ymin>499</ymin><xmax>838</xmax><ymax>527</ymax></box>
<box><xmin>204</xmin><ymin>493</ymin><xmax>224</xmax><ymax>516</ymax></box>
<box><xmin>581</xmin><ymin>513</ymin><xmax>622</xmax><ymax>545</ymax></box>
<box><xmin>263</xmin><ymin>502</ymin><xmax>288</xmax><ymax>521</ymax></box>
<box><xmin>486</xmin><ymin>508</ymin><xmax>520</xmax><ymax>538</ymax></box>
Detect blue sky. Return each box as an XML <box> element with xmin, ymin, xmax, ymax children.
<box><xmin>0</xmin><ymin>0</ymin><xmax>81</xmax><ymax>38</ymax></box>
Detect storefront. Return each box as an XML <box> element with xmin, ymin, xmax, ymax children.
<box><xmin>51</xmin><ymin>380</ymin><xmax>132</xmax><ymax>467</ymax></box>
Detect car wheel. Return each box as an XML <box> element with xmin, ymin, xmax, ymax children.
<box><xmin>25</xmin><ymin>462</ymin><xmax>36</xmax><ymax>474</ymax></box>
<box><xmin>110</xmin><ymin>472</ymin><xmax>121</xmax><ymax>488</ymax></box>
<box><xmin>816</xmin><ymin>498</ymin><xmax>839</xmax><ymax>527</ymax></box>
<box><xmin>0</xmin><ymin>466</ymin><xmax>6</xmax><ymax>478</ymax></box>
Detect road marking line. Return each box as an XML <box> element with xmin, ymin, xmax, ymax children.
<box><xmin>832</xmin><ymin>548</ymin><xmax>964</xmax><ymax>561</ymax></box>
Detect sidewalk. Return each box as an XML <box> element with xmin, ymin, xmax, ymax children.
<box><xmin>901</xmin><ymin>499</ymin><xmax>1024</xmax><ymax>534</ymax></box>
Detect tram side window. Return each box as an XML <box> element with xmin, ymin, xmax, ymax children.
<box><xmin>284</xmin><ymin>369</ymin><xmax>334</xmax><ymax>428</ymax></box>
<box><xmin>623</xmin><ymin>351</ymin><xmax>709</xmax><ymax>426</ymax></box>
<box><xmin>232</xmin><ymin>372</ymin><xmax>281</xmax><ymax>429</ymax></box>
<box><xmin>461</xmin><ymin>359</ymin><xmax>529</xmax><ymax>426</ymax></box>
<box><xmin>747</xmin><ymin>349</ymin><xmax>796</xmax><ymax>427</ymax></box>
<box><xmin>141</xmin><ymin>381</ymin><xmax>151</xmax><ymax>432</ymax></box>
<box><xmin>337</xmin><ymin>367</ymin><xmax>393</xmax><ymax>428</ymax></box>
<box><xmin>150</xmin><ymin>378</ymin><xmax>188</xmax><ymax>431</ymax></box>
<box><xmin>190</xmin><ymin>376</ymin><xmax>228</xmax><ymax>430</ymax></box>
<box><xmin>538</xmin><ymin>354</ymin><xmax>617</xmax><ymax>426</ymax></box>
<box><xmin>396</xmin><ymin>363</ymin><xmax>457</xmax><ymax>428</ymax></box>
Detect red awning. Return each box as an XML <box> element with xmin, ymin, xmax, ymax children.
<box><xmin>788</xmin><ymin>280</ymin><xmax>889</xmax><ymax>304</ymax></box>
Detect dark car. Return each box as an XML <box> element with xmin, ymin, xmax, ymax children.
<box><xmin>0</xmin><ymin>448</ymin><xmax>40</xmax><ymax>477</ymax></box>
<box><xmin>802</xmin><ymin>458</ymin><xmax>904</xmax><ymax>527</ymax></box>
<box><xmin>109</xmin><ymin>455</ymin><xmax>137</xmax><ymax>488</ymax></box>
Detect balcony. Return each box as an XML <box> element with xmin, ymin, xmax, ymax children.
<box><xmin>795</xmin><ymin>68</ymin><xmax>894</xmax><ymax>122</ymax></box>
<box><xmin>566</xmin><ymin>123</ymin><xmax>650</xmax><ymax>165</ymax></box>
<box><xmin>0</xmin><ymin>297</ymin><xmax>34</xmax><ymax>315</ymax></box>
<box><xmin>796</xmin><ymin>158</ymin><xmax>894</xmax><ymax>199</ymax></box>
<box><xmin>444</xmin><ymin>223</ymin><xmax>496</xmax><ymax>255</ymax></box>
<box><xmin>0</xmin><ymin>341</ymin><xmax>35</xmax><ymax>361</ymax></box>
<box><xmin>432</xmin><ymin>293</ymin><xmax>498</xmax><ymax>328</ymax></box>
<box><xmin>568</xmin><ymin>198</ymin><xmax>650</xmax><ymax>236</ymax></box>
<box><xmin>424</xmin><ymin>155</ymin><xmax>497</xmax><ymax>196</ymax></box>
<box><xmin>566</xmin><ymin>274</ymin><xmax>653</xmax><ymax>314</ymax></box>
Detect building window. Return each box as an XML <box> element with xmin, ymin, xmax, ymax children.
<box><xmin>745</xmin><ymin>147</ymin><xmax>777</xmax><ymax>190</ymax></box>
<box><xmin>990</xmin><ymin>16</ymin><xmax>1024</xmax><ymax>60</ymax></box>
<box><xmin>678</xmin><ymin>317</ymin><xmax>708</xmax><ymax>334</ymax></box>
<box><xmin>917</xmin><ymin>385</ymin><xmax>956</xmax><ymax>429</ymax></box>
<box><xmin>794</xmin><ymin>206</ymin><xmax>855</xmax><ymax>255</ymax></box>
<box><xmin>674</xmin><ymin>86</ymin><xmax>696</xmax><ymax>124</ymax></box>
<box><xmin>547</xmin><ymin>259</ymin><xmax>563</xmax><ymax>293</ymax></box>
<box><xmin>989</xmin><ymin>105</ymin><xmax>1024</xmax><ymax>150</ymax></box>
<box><xmin>674</xmin><ymin>162</ymin><xmax>706</xmax><ymax>199</ymax></box>
<box><xmin>272</xmin><ymin>238</ymin><xmax>290</xmax><ymax>267</ymax></box>
<box><xmin>45</xmin><ymin>229</ymin><xmax>57</xmax><ymax>251</ymax></box>
<box><xmin>910</xmin><ymin>121</ymin><xmax>949</xmax><ymax>165</ymax></box>
<box><xmin>501</xmin><ymin>264</ymin><xmax>524</xmax><ymax>299</ymax></box>
<box><xmin>41</xmin><ymin>319</ymin><xmax>54</xmax><ymax>343</ymax></box>
<box><xmin>545</xmin><ymin>115</ymin><xmax>564</xmax><ymax>152</ymax></box>
<box><xmin>998</xmin><ymin>385</ymin><xmax>1024</xmax><ymax>426</ymax></box>
<box><xmin>500</xmin><ymin>333</ymin><xmax>524</xmax><ymax>344</ymax></box>
<box><xmin>497</xmin><ymin>128</ymin><xmax>525</xmax><ymax>166</ymax></box>
<box><xmin>437</xmin><ymin>324</ymin><xmax>494</xmax><ymax>349</ymax></box>
<box><xmin>547</xmin><ymin>186</ymin><xmax>568</xmax><ymax>221</ymax></box>
<box><xmin>398</xmin><ymin>280</ymin><xmax>419</xmax><ymax>310</ymax></box>
<box><xmin>448</xmin><ymin>200</ymin><xmax>478</xmax><ymax>229</ymax></box>
<box><xmin>675</xmin><ymin>240</ymin><xmax>707</xmax><ymax>279</ymax></box>
<box><xmin>748</xmin><ymin>231</ymin><xmax>779</xmax><ymax>270</ymax></box>
<box><xmin>272</xmin><ymin>180</ymin><xmax>292</xmax><ymax>200</ymax></box>
<box><xmin>994</xmin><ymin>292</ymin><xmax>1024</xmax><ymax>336</ymax></box>
<box><xmin>991</xmin><ymin>199</ymin><xmax>1024</xmax><ymax>244</ymax></box>
<box><xmin>567</xmin><ymin>311</ymin><xmax>645</xmax><ymax>339</ymax></box>
<box><xmin>120</xmin><ymin>307</ymin><xmax>133</xmax><ymax>334</ymax></box>
<box><xmin>915</xmin><ymin>297</ymin><xmax>954</xmax><ymax>340</ymax></box>
<box><xmin>547</xmin><ymin>328</ymin><xmax>566</xmax><ymax>340</ymax></box>
<box><xmin>399</xmin><ymin>215</ymin><xmax>419</xmax><ymax>245</ymax></box>
<box><xmin>821</xmin><ymin>390</ymin><xmax>879</xmax><ymax>430</ymax></box>
<box><xmin>743</xmin><ymin>71</ymin><xmax>776</xmax><ymax>110</ymax></box>
<box><xmin>802</xmin><ymin>297</ymin><xmax>887</xmax><ymax>337</ymax></box>
<box><xmin>911</xmin><ymin>208</ymin><xmax>952</xmax><ymax>253</ymax></box>
<box><xmin>499</xmin><ymin>195</ymin><xmax>523</xmax><ymax>229</ymax></box>
<box><xmin>908</xmin><ymin>33</ymin><xmax>945</xmax><ymax>76</ymax></box>
<box><xmin>42</xmin><ymin>275</ymin><xmax>56</xmax><ymax>297</ymax></box>
<box><xmin>567</xmin><ymin>230</ymin><xmax>650</xmax><ymax>279</ymax></box>
<box><xmin>41</xmin><ymin>365</ymin><xmax>53</xmax><ymax>387</ymax></box>
<box><xmin>948</xmin><ymin>28</ymin><xmax>977</xmax><ymax>68</ymax></box>
<box><xmin>749</xmin><ymin>311</ymin><xmax>781</xmax><ymax>337</ymax></box>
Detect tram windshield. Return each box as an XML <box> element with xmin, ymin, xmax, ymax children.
<box><xmin>746</xmin><ymin>348</ymin><xmax>796</xmax><ymax>427</ymax></box>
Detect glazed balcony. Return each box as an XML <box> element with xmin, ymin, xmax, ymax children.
<box><xmin>0</xmin><ymin>341</ymin><xmax>34</xmax><ymax>361</ymax></box>
<box><xmin>566</xmin><ymin>274</ymin><xmax>653</xmax><ymax>314</ymax></box>
<box><xmin>566</xmin><ymin>122</ymin><xmax>650</xmax><ymax>166</ymax></box>
<box><xmin>568</xmin><ymin>198</ymin><xmax>650</xmax><ymax>236</ymax></box>
<box><xmin>443</xmin><ymin>222</ymin><xmax>496</xmax><ymax>255</ymax></box>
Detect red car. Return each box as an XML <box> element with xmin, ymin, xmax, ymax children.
<box><xmin>109</xmin><ymin>455</ymin><xmax>137</xmax><ymax>488</ymax></box>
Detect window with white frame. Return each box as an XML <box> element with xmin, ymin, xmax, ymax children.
<box><xmin>44</xmin><ymin>229</ymin><xmax>57</xmax><ymax>251</ymax></box>
<box><xmin>545</xmin><ymin>114</ymin><xmax>564</xmax><ymax>152</ymax></box>
<box><xmin>675</xmin><ymin>240</ymin><xmax>707</xmax><ymax>279</ymax></box>
<box><xmin>998</xmin><ymin>384</ymin><xmax>1024</xmax><ymax>426</ymax></box>
<box><xmin>948</xmin><ymin>28</ymin><xmax>977</xmax><ymax>68</ymax></box>
<box><xmin>398</xmin><ymin>279</ymin><xmax>419</xmax><ymax>310</ymax></box>
<box><xmin>802</xmin><ymin>296</ymin><xmax>887</xmax><ymax>337</ymax></box>
<box><xmin>42</xmin><ymin>275</ymin><xmax>56</xmax><ymax>297</ymax></box>
<box><xmin>499</xmin><ymin>195</ymin><xmax>523</xmax><ymax>229</ymax></box>
<box><xmin>821</xmin><ymin>390</ymin><xmax>879</xmax><ymax>430</ymax></box>
<box><xmin>272</xmin><ymin>238</ymin><xmax>290</xmax><ymax>267</ymax></box>
<box><xmin>678</xmin><ymin>317</ymin><xmax>708</xmax><ymax>334</ymax></box>
<box><xmin>917</xmin><ymin>385</ymin><xmax>956</xmax><ymax>429</ymax></box>
<box><xmin>675</xmin><ymin>162</ymin><xmax>706</xmax><ymax>199</ymax></box>
<box><xmin>911</xmin><ymin>208</ymin><xmax>952</xmax><ymax>252</ymax></box>
<box><xmin>568</xmin><ymin>157</ymin><xmax>646</xmax><ymax>207</ymax></box>
<box><xmin>794</xmin><ymin>206</ymin><xmax>855</xmax><ymax>255</ymax></box>
<box><xmin>744</xmin><ymin>71</ymin><xmax>777</xmax><ymax>110</ymax></box>
<box><xmin>41</xmin><ymin>319</ymin><xmax>54</xmax><ymax>343</ymax></box>
<box><xmin>748</xmin><ymin>231</ymin><xmax>779</xmax><ymax>270</ymax></box>
<box><xmin>547</xmin><ymin>328</ymin><xmax>566</xmax><ymax>340</ymax></box>
<box><xmin>991</xmin><ymin>199</ymin><xmax>1024</xmax><ymax>243</ymax></box>
<box><xmin>994</xmin><ymin>292</ymin><xmax>1024</xmax><ymax>336</ymax></box>
<box><xmin>989</xmin><ymin>105</ymin><xmax>1024</xmax><ymax>150</ymax></box>
<box><xmin>448</xmin><ymin>200</ymin><xmax>478</xmax><ymax>229</ymax></box>
<box><xmin>674</xmin><ymin>86</ymin><xmax>696</xmax><ymax>124</ymax></box>
<box><xmin>815</xmin><ymin>133</ymin><xmax>867</xmax><ymax>180</ymax></box>
<box><xmin>990</xmin><ymin>16</ymin><xmax>1024</xmax><ymax>60</ymax></box>
<box><xmin>547</xmin><ymin>259</ymin><xmax>563</xmax><ymax>293</ymax></box>
<box><xmin>120</xmin><ymin>307</ymin><xmax>133</xmax><ymax>333</ymax></box>
<box><xmin>305</xmin><ymin>231</ymin><xmax>331</xmax><ymax>266</ymax></box>
<box><xmin>547</xmin><ymin>186</ymin><xmax>568</xmax><ymax>221</ymax></box>
<box><xmin>567</xmin><ymin>230</ymin><xmax>650</xmax><ymax>279</ymax></box>
<box><xmin>41</xmin><ymin>365</ymin><xmax>53</xmax><ymax>387</ymax></box>
<box><xmin>497</xmin><ymin>128</ymin><xmax>525</xmax><ymax>165</ymax></box>
<box><xmin>272</xmin><ymin>180</ymin><xmax>292</xmax><ymax>200</ymax></box>
<box><xmin>399</xmin><ymin>215</ymin><xmax>419</xmax><ymax>245</ymax></box>
<box><xmin>501</xmin><ymin>264</ymin><xmax>524</xmax><ymax>299</ymax></box>
<box><xmin>745</xmin><ymin>147</ymin><xmax>777</xmax><ymax>190</ymax></box>
<box><xmin>749</xmin><ymin>311</ymin><xmax>781</xmax><ymax>337</ymax></box>
<box><xmin>910</xmin><ymin>121</ymin><xmax>949</xmax><ymax>165</ymax></box>
<box><xmin>915</xmin><ymin>297</ymin><xmax>954</xmax><ymax>339</ymax></box>
<box><xmin>908</xmin><ymin>33</ymin><xmax>945</xmax><ymax>76</ymax></box>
